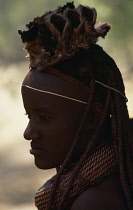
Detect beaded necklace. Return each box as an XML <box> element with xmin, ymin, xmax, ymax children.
<box><xmin>35</xmin><ymin>142</ymin><xmax>118</xmax><ymax>210</ymax></box>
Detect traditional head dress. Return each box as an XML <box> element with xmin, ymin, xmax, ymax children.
<box><xmin>18</xmin><ymin>2</ymin><xmax>111</xmax><ymax>71</ymax></box>
<box><xmin>19</xmin><ymin>2</ymin><xmax>127</xmax><ymax>102</ymax></box>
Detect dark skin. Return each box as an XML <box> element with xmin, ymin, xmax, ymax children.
<box><xmin>22</xmin><ymin>69</ymin><xmax>89</xmax><ymax>169</ymax></box>
<box><xmin>71</xmin><ymin>174</ymin><xmax>127</xmax><ymax>210</ymax></box>
<box><xmin>22</xmin><ymin>68</ymin><xmax>127</xmax><ymax>209</ymax></box>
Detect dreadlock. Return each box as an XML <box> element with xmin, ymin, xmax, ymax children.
<box><xmin>48</xmin><ymin>44</ymin><xmax>133</xmax><ymax>210</ymax></box>
<box><xmin>19</xmin><ymin>2</ymin><xmax>133</xmax><ymax>209</ymax></box>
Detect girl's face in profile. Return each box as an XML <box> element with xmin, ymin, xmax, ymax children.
<box><xmin>21</xmin><ymin>69</ymin><xmax>88</xmax><ymax>169</ymax></box>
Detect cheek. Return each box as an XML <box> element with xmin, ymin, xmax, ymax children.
<box><xmin>36</xmin><ymin>122</ymin><xmax>76</xmax><ymax>169</ymax></box>
<box><xmin>36</xmin><ymin>105</ymin><xmax>86</xmax><ymax>168</ymax></box>
<box><xmin>43</xmin><ymin>112</ymin><xmax>83</xmax><ymax>152</ymax></box>
<box><xmin>43</xmin><ymin>119</ymin><xmax>76</xmax><ymax>146</ymax></box>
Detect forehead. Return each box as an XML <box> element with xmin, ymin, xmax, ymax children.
<box><xmin>22</xmin><ymin>69</ymin><xmax>89</xmax><ymax>105</ymax></box>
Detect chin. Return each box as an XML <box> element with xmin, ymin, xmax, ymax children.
<box><xmin>34</xmin><ymin>157</ymin><xmax>59</xmax><ymax>170</ymax></box>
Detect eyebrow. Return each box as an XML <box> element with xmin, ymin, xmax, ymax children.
<box><xmin>33</xmin><ymin>107</ymin><xmax>51</xmax><ymax>113</ymax></box>
<box><xmin>25</xmin><ymin>106</ymin><xmax>51</xmax><ymax>114</ymax></box>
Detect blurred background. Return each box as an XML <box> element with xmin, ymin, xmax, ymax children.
<box><xmin>0</xmin><ymin>0</ymin><xmax>133</xmax><ymax>209</ymax></box>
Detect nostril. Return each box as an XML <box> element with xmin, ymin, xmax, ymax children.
<box><xmin>23</xmin><ymin>124</ymin><xmax>40</xmax><ymax>140</ymax></box>
<box><xmin>23</xmin><ymin>124</ymin><xmax>32</xmax><ymax>140</ymax></box>
<box><xmin>23</xmin><ymin>129</ymin><xmax>31</xmax><ymax>140</ymax></box>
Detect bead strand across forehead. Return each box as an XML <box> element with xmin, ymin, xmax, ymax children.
<box><xmin>19</xmin><ymin>2</ymin><xmax>133</xmax><ymax>210</ymax></box>
<box><xmin>22</xmin><ymin>78</ymin><xmax>128</xmax><ymax>105</ymax></box>
<box><xmin>21</xmin><ymin>85</ymin><xmax>88</xmax><ymax>105</ymax></box>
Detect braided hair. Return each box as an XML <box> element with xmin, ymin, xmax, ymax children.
<box><xmin>49</xmin><ymin>44</ymin><xmax>133</xmax><ymax>210</ymax></box>
<box><xmin>18</xmin><ymin>2</ymin><xmax>133</xmax><ymax>209</ymax></box>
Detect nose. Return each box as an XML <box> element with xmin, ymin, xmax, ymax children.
<box><xmin>23</xmin><ymin>122</ymin><xmax>40</xmax><ymax>140</ymax></box>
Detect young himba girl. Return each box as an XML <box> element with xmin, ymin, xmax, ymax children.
<box><xmin>19</xmin><ymin>3</ymin><xmax>133</xmax><ymax>210</ymax></box>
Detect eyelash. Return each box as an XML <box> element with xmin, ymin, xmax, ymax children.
<box><xmin>25</xmin><ymin>113</ymin><xmax>31</xmax><ymax>119</ymax></box>
<box><xmin>25</xmin><ymin>113</ymin><xmax>49</xmax><ymax>120</ymax></box>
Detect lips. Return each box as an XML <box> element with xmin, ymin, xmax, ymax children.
<box><xmin>30</xmin><ymin>142</ymin><xmax>43</xmax><ymax>155</ymax></box>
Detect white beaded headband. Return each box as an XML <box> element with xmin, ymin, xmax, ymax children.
<box><xmin>22</xmin><ymin>80</ymin><xmax>128</xmax><ymax>105</ymax></box>
<box><xmin>21</xmin><ymin>85</ymin><xmax>88</xmax><ymax>104</ymax></box>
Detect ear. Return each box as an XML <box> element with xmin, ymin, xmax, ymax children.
<box><xmin>88</xmin><ymin>101</ymin><xmax>104</xmax><ymax>129</ymax></box>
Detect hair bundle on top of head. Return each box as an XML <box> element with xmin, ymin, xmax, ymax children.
<box><xmin>18</xmin><ymin>2</ymin><xmax>133</xmax><ymax>210</ymax></box>
<box><xmin>18</xmin><ymin>2</ymin><xmax>111</xmax><ymax>70</ymax></box>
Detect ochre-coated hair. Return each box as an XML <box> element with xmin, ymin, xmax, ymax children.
<box><xmin>47</xmin><ymin>44</ymin><xmax>133</xmax><ymax>210</ymax></box>
<box><xmin>18</xmin><ymin>2</ymin><xmax>133</xmax><ymax>209</ymax></box>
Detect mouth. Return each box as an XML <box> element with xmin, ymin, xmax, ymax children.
<box><xmin>30</xmin><ymin>142</ymin><xmax>43</xmax><ymax>155</ymax></box>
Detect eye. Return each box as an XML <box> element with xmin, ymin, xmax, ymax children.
<box><xmin>39</xmin><ymin>115</ymin><xmax>49</xmax><ymax>121</ymax></box>
<box><xmin>24</xmin><ymin>112</ymin><xmax>49</xmax><ymax>121</ymax></box>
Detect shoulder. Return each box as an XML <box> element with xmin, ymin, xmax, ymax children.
<box><xmin>71</xmin><ymin>175</ymin><xmax>127</xmax><ymax>210</ymax></box>
<box><xmin>71</xmin><ymin>187</ymin><xmax>114</xmax><ymax>210</ymax></box>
